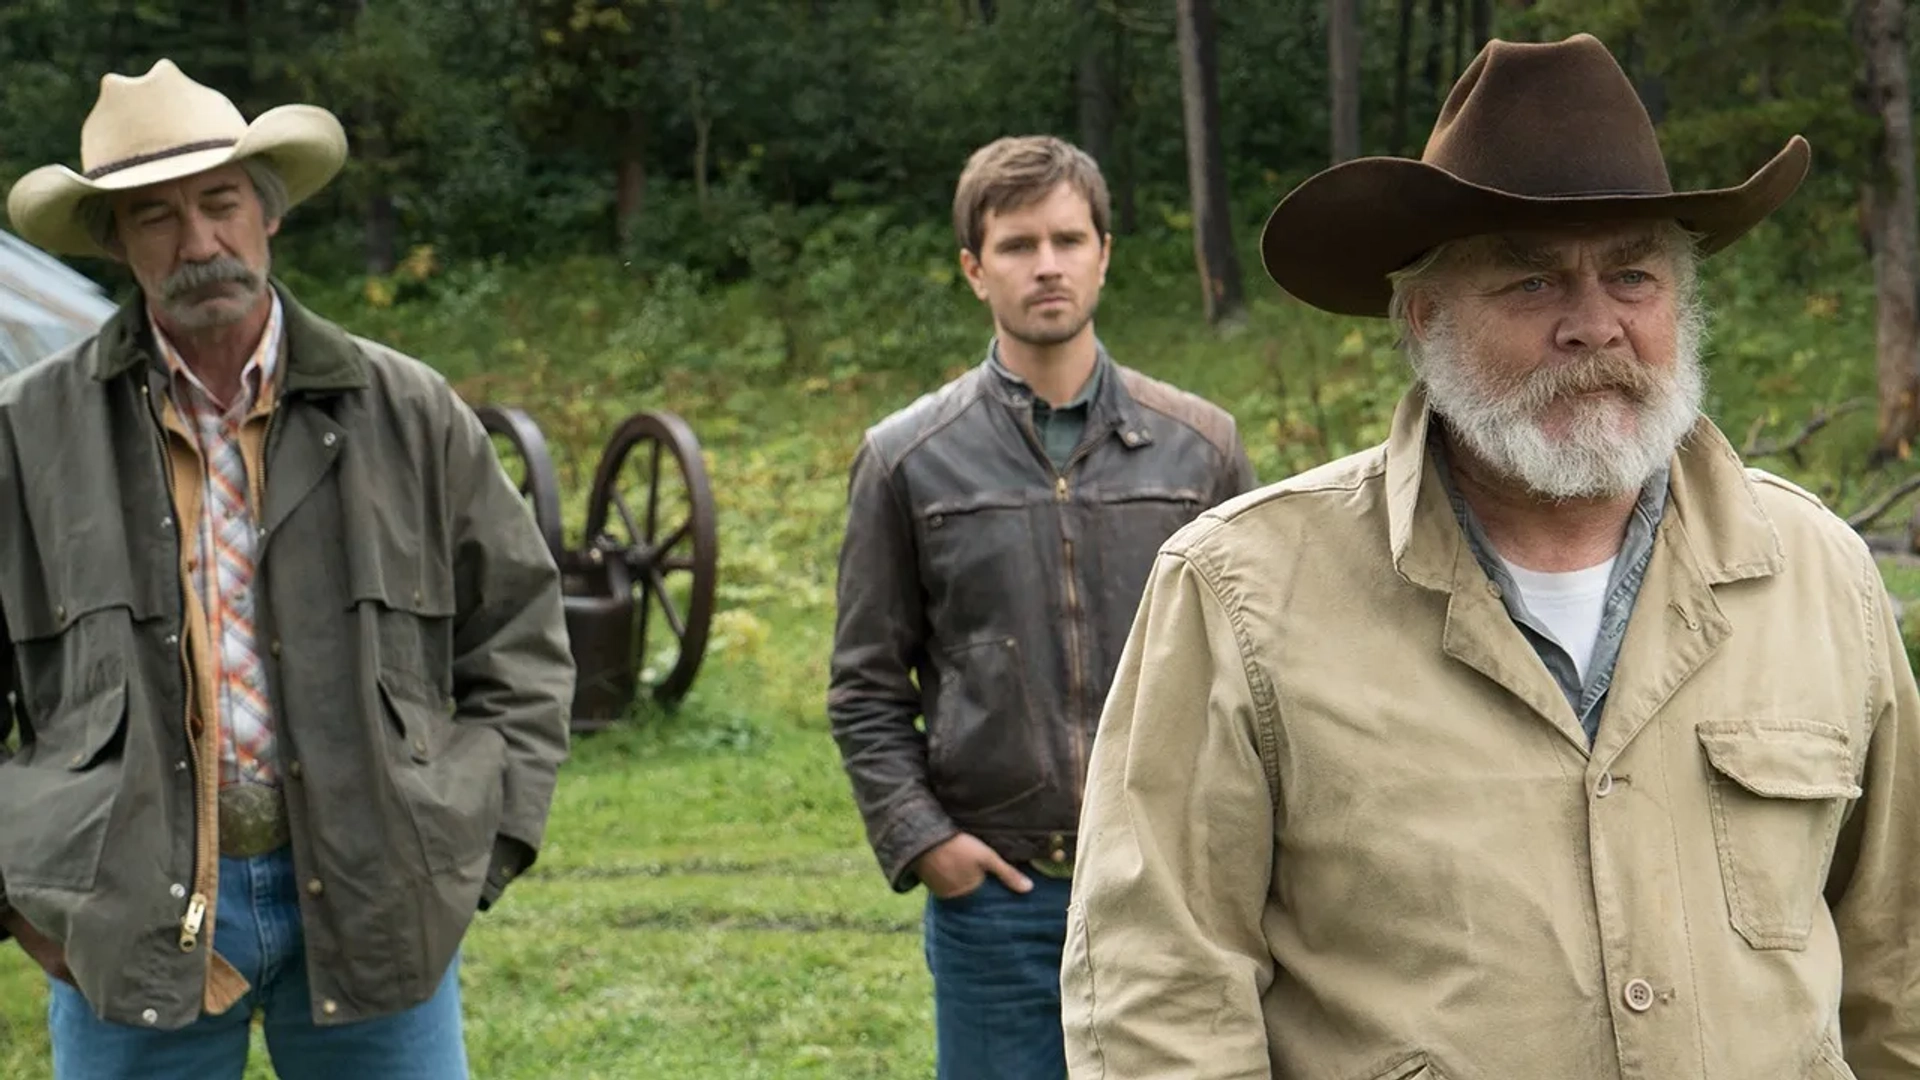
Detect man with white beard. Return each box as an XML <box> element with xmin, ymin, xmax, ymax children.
<box><xmin>1059</xmin><ymin>33</ymin><xmax>1920</xmax><ymax>1080</ymax></box>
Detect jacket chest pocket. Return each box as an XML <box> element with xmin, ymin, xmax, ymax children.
<box><xmin>919</xmin><ymin>493</ymin><xmax>1041</xmax><ymax>633</ymax></box>
<box><xmin>1085</xmin><ymin>486</ymin><xmax>1207</xmax><ymax>606</ymax></box>
<box><xmin>1696</xmin><ymin>720</ymin><xmax>1861</xmax><ymax>951</ymax></box>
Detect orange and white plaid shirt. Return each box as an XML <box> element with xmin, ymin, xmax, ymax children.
<box><xmin>150</xmin><ymin>293</ymin><xmax>283</xmax><ymax>790</ymax></box>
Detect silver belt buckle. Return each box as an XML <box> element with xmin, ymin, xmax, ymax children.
<box><xmin>218</xmin><ymin>783</ymin><xmax>290</xmax><ymax>858</ymax></box>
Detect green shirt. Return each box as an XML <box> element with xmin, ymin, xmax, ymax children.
<box><xmin>989</xmin><ymin>348</ymin><xmax>1104</xmax><ymax>468</ymax></box>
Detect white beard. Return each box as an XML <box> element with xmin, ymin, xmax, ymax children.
<box><xmin>1409</xmin><ymin>300</ymin><xmax>1708</xmax><ymax>501</ymax></box>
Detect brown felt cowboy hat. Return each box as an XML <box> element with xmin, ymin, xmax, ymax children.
<box><xmin>1260</xmin><ymin>32</ymin><xmax>1810</xmax><ymax>318</ymax></box>
<box><xmin>6</xmin><ymin>58</ymin><xmax>347</xmax><ymax>259</ymax></box>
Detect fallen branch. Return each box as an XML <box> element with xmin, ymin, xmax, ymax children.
<box><xmin>1742</xmin><ymin>397</ymin><xmax>1873</xmax><ymax>461</ymax></box>
<box><xmin>1846</xmin><ymin>472</ymin><xmax>1920</xmax><ymax>531</ymax></box>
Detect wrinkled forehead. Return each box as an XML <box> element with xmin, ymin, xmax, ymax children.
<box><xmin>111</xmin><ymin>162</ymin><xmax>254</xmax><ymax>215</ymax></box>
<box><xmin>1454</xmin><ymin>220</ymin><xmax>1679</xmax><ymax>274</ymax></box>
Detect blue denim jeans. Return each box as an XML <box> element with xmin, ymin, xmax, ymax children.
<box><xmin>47</xmin><ymin>847</ymin><xmax>469</xmax><ymax>1080</ymax></box>
<box><xmin>922</xmin><ymin>870</ymin><xmax>1073</xmax><ymax>1080</ymax></box>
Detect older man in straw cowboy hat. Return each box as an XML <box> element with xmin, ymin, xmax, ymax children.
<box><xmin>1061</xmin><ymin>32</ymin><xmax>1920</xmax><ymax>1080</ymax></box>
<box><xmin>0</xmin><ymin>59</ymin><xmax>572</xmax><ymax>1078</ymax></box>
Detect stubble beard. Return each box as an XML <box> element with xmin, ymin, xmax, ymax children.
<box><xmin>1001</xmin><ymin>293</ymin><xmax>1099</xmax><ymax>349</ymax></box>
<box><xmin>1410</xmin><ymin>294</ymin><xmax>1709</xmax><ymax>501</ymax></box>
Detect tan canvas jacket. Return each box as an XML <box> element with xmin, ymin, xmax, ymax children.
<box><xmin>1062</xmin><ymin>386</ymin><xmax>1920</xmax><ymax>1080</ymax></box>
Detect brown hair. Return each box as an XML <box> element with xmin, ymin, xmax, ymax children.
<box><xmin>952</xmin><ymin>135</ymin><xmax>1111</xmax><ymax>255</ymax></box>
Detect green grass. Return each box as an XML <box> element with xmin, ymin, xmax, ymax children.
<box><xmin>4</xmin><ymin>211</ymin><xmax>1919</xmax><ymax>1076</ymax></box>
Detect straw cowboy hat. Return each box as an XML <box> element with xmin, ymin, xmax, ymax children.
<box><xmin>6</xmin><ymin>58</ymin><xmax>347</xmax><ymax>259</ymax></box>
<box><xmin>1260</xmin><ymin>33</ymin><xmax>1811</xmax><ymax>318</ymax></box>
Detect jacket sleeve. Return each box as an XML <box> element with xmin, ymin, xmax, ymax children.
<box><xmin>826</xmin><ymin>435</ymin><xmax>955</xmax><ymax>892</ymax></box>
<box><xmin>1062</xmin><ymin>544</ymin><xmax>1276</xmax><ymax>1078</ymax></box>
<box><xmin>443</xmin><ymin>397</ymin><xmax>574</xmax><ymax>909</ymax></box>
<box><xmin>0</xmin><ymin>609</ymin><xmax>13</xmax><ymax>943</ymax></box>
<box><xmin>1830</xmin><ymin>549</ymin><xmax>1920</xmax><ymax>1078</ymax></box>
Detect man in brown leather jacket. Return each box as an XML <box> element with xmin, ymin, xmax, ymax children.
<box><xmin>826</xmin><ymin>134</ymin><xmax>1255</xmax><ymax>1080</ymax></box>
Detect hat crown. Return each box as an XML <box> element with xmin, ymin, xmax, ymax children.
<box><xmin>1421</xmin><ymin>33</ymin><xmax>1672</xmax><ymax>198</ymax></box>
<box><xmin>79</xmin><ymin>59</ymin><xmax>248</xmax><ymax>179</ymax></box>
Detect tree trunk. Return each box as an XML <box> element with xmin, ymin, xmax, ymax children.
<box><xmin>1391</xmin><ymin>0</ymin><xmax>1415</xmax><ymax>155</ymax></box>
<box><xmin>1076</xmin><ymin>0</ymin><xmax>1114</xmax><ymax>170</ymax></box>
<box><xmin>614</xmin><ymin>108</ymin><xmax>647</xmax><ymax>247</ymax></box>
<box><xmin>1113</xmin><ymin>14</ymin><xmax>1138</xmax><ymax>235</ymax></box>
<box><xmin>1329</xmin><ymin>0</ymin><xmax>1362</xmax><ymax>162</ymax></box>
<box><xmin>1424</xmin><ymin>0</ymin><xmax>1446</xmax><ymax>114</ymax></box>
<box><xmin>1451</xmin><ymin>0</ymin><xmax>1466</xmax><ymax>78</ymax></box>
<box><xmin>1470</xmin><ymin>0</ymin><xmax>1491</xmax><ymax>48</ymax></box>
<box><xmin>1855</xmin><ymin>0</ymin><xmax>1920</xmax><ymax>461</ymax></box>
<box><xmin>1174</xmin><ymin>0</ymin><xmax>1245</xmax><ymax>325</ymax></box>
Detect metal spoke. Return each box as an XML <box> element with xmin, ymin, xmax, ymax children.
<box><xmin>655</xmin><ymin>520</ymin><xmax>690</xmax><ymax>555</ymax></box>
<box><xmin>647</xmin><ymin>568</ymin><xmax>688</xmax><ymax>641</ymax></box>
<box><xmin>644</xmin><ymin>441</ymin><xmax>663</xmax><ymax>543</ymax></box>
<box><xmin>612</xmin><ymin>489</ymin><xmax>641</xmax><ymax>543</ymax></box>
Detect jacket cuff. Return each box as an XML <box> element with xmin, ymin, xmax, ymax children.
<box><xmin>876</xmin><ymin>797</ymin><xmax>960</xmax><ymax>894</ymax></box>
<box><xmin>479</xmin><ymin>835</ymin><xmax>535</xmax><ymax>911</ymax></box>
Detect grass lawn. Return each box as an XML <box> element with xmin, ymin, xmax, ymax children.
<box><xmin>4</xmin><ymin>213</ymin><xmax>1919</xmax><ymax>1076</ymax></box>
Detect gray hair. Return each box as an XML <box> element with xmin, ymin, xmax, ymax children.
<box><xmin>78</xmin><ymin>154</ymin><xmax>290</xmax><ymax>252</ymax></box>
<box><xmin>1385</xmin><ymin>220</ymin><xmax>1705</xmax><ymax>350</ymax></box>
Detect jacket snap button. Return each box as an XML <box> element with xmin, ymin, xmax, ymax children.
<box><xmin>54</xmin><ymin>605</ymin><xmax>65</xmax><ymax>622</ymax></box>
<box><xmin>307</xmin><ymin>878</ymin><xmax>325</xmax><ymax>896</ymax></box>
<box><xmin>1595</xmin><ymin>772</ymin><xmax>1614</xmax><ymax>797</ymax></box>
<box><xmin>141</xmin><ymin>1008</ymin><xmax>159</xmax><ymax>1025</ymax></box>
<box><xmin>1623</xmin><ymin>978</ymin><xmax>1655</xmax><ymax>1012</ymax></box>
<box><xmin>170</xmin><ymin>883</ymin><xmax>186</xmax><ymax>899</ymax></box>
<box><xmin>289</xmin><ymin>761</ymin><xmax>302</xmax><ymax>779</ymax></box>
<box><xmin>413</xmin><ymin>737</ymin><xmax>428</xmax><ymax>756</ymax></box>
<box><xmin>322</xmin><ymin>432</ymin><xmax>338</xmax><ymax>447</ymax></box>
<box><xmin>321</xmin><ymin>999</ymin><xmax>338</xmax><ymax>1016</ymax></box>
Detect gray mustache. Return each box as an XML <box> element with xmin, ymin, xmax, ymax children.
<box><xmin>163</xmin><ymin>257</ymin><xmax>258</xmax><ymax>301</ymax></box>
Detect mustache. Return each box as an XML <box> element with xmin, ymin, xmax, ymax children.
<box><xmin>1489</xmin><ymin>352</ymin><xmax>1663</xmax><ymax>414</ymax></box>
<box><xmin>162</xmin><ymin>256</ymin><xmax>259</xmax><ymax>302</ymax></box>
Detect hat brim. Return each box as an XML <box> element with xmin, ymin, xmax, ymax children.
<box><xmin>1258</xmin><ymin>134</ymin><xmax>1811</xmax><ymax>318</ymax></box>
<box><xmin>7</xmin><ymin>103</ymin><xmax>347</xmax><ymax>259</ymax></box>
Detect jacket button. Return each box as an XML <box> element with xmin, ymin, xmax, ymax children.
<box><xmin>289</xmin><ymin>761</ymin><xmax>302</xmax><ymax>779</ymax></box>
<box><xmin>161</xmin><ymin>516</ymin><xmax>174</xmax><ymax>531</ymax></box>
<box><xmin>323</xmin><ymin>432</ymin><xmax>338</xmax><ymax>448</ymax></box>
<box><xmin>270</xmin><ymin>640</ymin><xmax>282</xmax><ymax>658</ymax></box>
<box><xmin>321</xmin><ymin>999</ymin><xmax>338</xmax><ymax>1016</ymax></box>
<box><xmin>141</xmin><ymin>1008</ymin><xmax>159</xmax><ymax>1025</ymax></box>
<box><xmin>54</xmin><ymin>605</ymin><xmax>65</xmax><ymax>622</ymax></box>
<box><xmin>306</xmin><ymin>878</ymin><xmax>325</xmax><ymax>896</ymax></box>
<box><xmin>68</xmin><ymin>752</ymin><xmax>83</xmax><ymax>766</ymax></box>
<box><xmin>170</xmin><ymin>883</ymin><xmax>186</xmax><ymax>899</ymax></box>
<box><xmin>165</xmin><ymin>633</ymin><xmax>180</xmax><ymax>647</ymax></box>
<box><xmin>413</xmin><ymin>737</ymin><xmax>428</xmax><ymax>756</ymax></box>
<box><xmin>1623</xmin><ymin>978</ymin><xmax>1655</xmax><ymax>1012</ymax></box>
<box><xmin>1595</xmin><ymin>772</ymin><xmax>1614</xmax><ymax>798</ymax></box>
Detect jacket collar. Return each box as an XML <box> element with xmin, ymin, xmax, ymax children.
<box><xmin>1386</xmin><ymin>382</ymin><xmax>1784</xmax><ymax>592</ymax></box>
<box><xmin>91</xmin><ymin>278</ymin><xmax>370</xmax><ymax>394</ymax></box>
<box><xmin>978</xmin><ymin>337</ymin><xmax>1151</xmax><ymax>445</ymax></box>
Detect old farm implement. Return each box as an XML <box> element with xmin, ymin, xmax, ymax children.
<box><xmin>476</xmin><ymin>405</ymin><xmax>718</xmax><ymax>733</ymax></box>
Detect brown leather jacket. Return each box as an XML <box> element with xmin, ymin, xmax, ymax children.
<box><xmin>827</xmin><ymin>347</ymin><xmax>1255</xmax><ymax>890</ymax></box>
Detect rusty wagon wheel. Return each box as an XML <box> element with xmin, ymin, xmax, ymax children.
<box><xmin>581</xmin><ymin>409</ymin><xmax>718</xmax><ymax>706</ymax></box>
<box><xmin>474</xmin><ymin>404</ymin><xmax>564</xmax><ymax>563</ymax></box>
